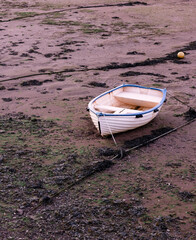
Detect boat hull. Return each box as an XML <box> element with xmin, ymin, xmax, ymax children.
<box><xmin>88</xmin><ymin>84</ymin><xmax>166</xmax><ymax>136</ymax></box>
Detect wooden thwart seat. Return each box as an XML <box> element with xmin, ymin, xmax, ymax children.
<box><xmin>114</xmin><ymin>92</ymin><xmax>160</xmax><ymax>108</ymax></box>
<box><xmin>94</xmin><ymin>105</ymin><xmax>141</xmax><ymax>114</ymax></box>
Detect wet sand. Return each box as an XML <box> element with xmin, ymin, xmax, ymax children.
<box><xmin>0</xmin><ymin>0</ymin><xmax>196</xmax><ymax>239</ymax></box>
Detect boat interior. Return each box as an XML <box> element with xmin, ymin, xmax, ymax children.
<box><xmin>93</xmin><ymin>86</ymin><xmax>163</xmax><ymax>114</ymax></box>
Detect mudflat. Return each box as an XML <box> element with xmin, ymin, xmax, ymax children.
<box><xmin>0</xmin><ymin>0</ymin><xmax>196</xmax><ymax>239</ymax></box>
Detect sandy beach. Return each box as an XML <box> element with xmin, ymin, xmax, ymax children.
<box><xmin>0</xmin><ymin>0</ymin><xmax>196</xmax><ymax>239</ymax></box>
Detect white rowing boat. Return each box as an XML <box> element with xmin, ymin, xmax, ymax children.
<box><xmin>88</xmin><ymin>84</ymin><xmax>167</xmax><ymax>136</ymax></box>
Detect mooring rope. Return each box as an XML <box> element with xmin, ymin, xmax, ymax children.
<box><xmin>125</xmin><ymin>117</ymin><xmax>195</xmax><ymax>153</ymax></box>
<box><xmin>167</xmin><ymin>91</ymin><xmax>193</xmax><ymax>109</ymax></box>
<box><xmin>103</xmin><ymin>114</ymin><xmax>124</xmax><ymax>159</ymax></box>
<box><xmin>103</xmin><ymin>115</ymin><xmax>117</xmax><ymax>146</ymax></box>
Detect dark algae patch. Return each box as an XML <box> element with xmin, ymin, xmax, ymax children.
<box><xmin>0</xmin><ymin>86</ymin><xmax>6</xmax><ymax>90</ymax></box>
<box><xmin>127</xmin><ymin>51</ymin><xmax>145</xmax><ymax>55</ymax></box>
<box><xmin>2</xmin><ymin>97</ymin><xmax>12</xmax><ymax>102</ymax></box>
<box><xmin>98</xmin><ymin>147</ymin><xmax>119</xmax><ymax>157</ymax></box>
<box><xmin>176</xmin><ymin>75</ymin><xmax>190</xmax><ymax>81</ymax></box>
<box><xmin>88</xmin><ymin>81</ymin><xmax>108</xmax><ymax>88</ymax></box>
<box><xmin>183</xmin><ymin>107</ymin><xmax>196</xmax><ymax>120</ymax></box>
<box><xmin>79</xmin><ymin>159</ymin><xmax>114</xmax><ymax>179</ymax></box>
<box><xmin>21</xmin><ymin>79</ymin><xmax>43</xmax><ymax>86</ymax></box>
<box><xmin>120</xmin><ymin>71</ymin><xmax>166</xmax><ymax>78</ymax></box>
<box><xmin>79</xmin><ymin>1</ymin><xmax>148</xmax><ymax>9</ymax></box>
<box><xmin>178</xmin><ymin>191</ymin><xmax>195</xmax><ymax>201</ymax></box>
<box><xmin>124</xmin><ymin>127</ymin><xmax>173</xmax><ymax>148</ymax></box>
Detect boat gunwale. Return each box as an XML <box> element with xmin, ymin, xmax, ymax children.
<box><xmin>88</xmin><ymin>84</ymin><xmax>167</xmax><ymax>117</ymax></box>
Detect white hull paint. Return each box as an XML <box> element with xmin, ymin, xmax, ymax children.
<box><xmin>88</xmin><ymin>84</ymin><xmax>166</xmax><ymax>136</ymax></box>
<box><xmin>98</xmin><ymin>107</ymin><xmax>161</xmax><ymax>135</ymax></box>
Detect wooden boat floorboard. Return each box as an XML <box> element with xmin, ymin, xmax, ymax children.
<box><xmin>94</xmin><ymin>105</ymin><xmax>142</xmax><ymax>114</ymax></box>
<box><xmin>114</xmin><ymin>92</ymin><xmax>160</xmax><ymax>107</ymax></box>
